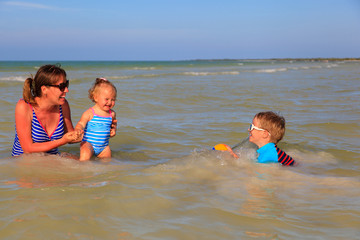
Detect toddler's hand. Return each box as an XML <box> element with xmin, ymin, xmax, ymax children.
<box><xmin>110</xmin><ymin>128</ymin><xmax>116</xmax><ymax>137</ymax></box>
<box><xmin>65</xmin><ymin>129</ymin><xmax>83</xmax><ymax>143</ymax></box>
<box><xmin>110</xmin><ymin>119</ymin><xmax>117</xmax><ymax>137</ymax></box>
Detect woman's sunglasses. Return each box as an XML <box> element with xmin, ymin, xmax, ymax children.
<box><xmin>45</xmin><ymin>80</ymin><xmax>69</xmax><ymax>92</ymax></box>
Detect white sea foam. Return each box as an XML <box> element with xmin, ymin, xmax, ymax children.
<box><xmin>312</xmin><ymin>65</ymin><xmax>323</xmax><ymax>69</ymax></box>
<box><xmin>183</xmin><ymin>71</ymin><xmax>240</xmax><ymax>76</ymax></box>
<box><xmin>108</xmin><ymin>71</ymin><xmax>240</xmax><ymax>79</ymax></box>
<box><xmin>0</xmin><ymin>76</ymin><xmax>25</xmax><ymax>82</ymax></box>
<box><xmin>326</xmin><ymin>64</ymin><xmax>339</xmax><ymax>68</ymax></box>
<box><xmin>132</xmin><ymin>67</ymin><xmax>157</xmax><ymax>70</ymax></box>
<box><xmin>107</xmin><ymin>74</ymin><xmax>158</xmax><ymax>80</ymax></box>
<box><xmin>254</xmin><ymin>68</ymin><xmax>288</xmax><ymax>73</ymax></box>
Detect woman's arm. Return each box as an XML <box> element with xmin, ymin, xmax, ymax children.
<box><xmin>62</xmin><ymin>99</ymin><xmax>74</xmax><ymax>133</ymax></box>
<box><xmin>63</xmin><ymin>99</ymin><xmax>84</xmax><ymax>143</ymax></box>
<box><xmin>15</xmin><ymin>100</ymin><xmax>77</xmax><ymax>153</ymax></box>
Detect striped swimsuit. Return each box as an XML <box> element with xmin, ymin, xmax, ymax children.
<box><xmin>82</xmin><ymin>108</ymin><xmax>112</xmax><ymax>156</ymax></box>
<box><xmin>12</xmin><ymin>103</ymin><xmax>64</xmax><ymax>156</ymax></box>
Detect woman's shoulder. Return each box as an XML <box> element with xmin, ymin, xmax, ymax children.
<box><xmin>16</xmin><ymin>99</ymin><xmax>31</xmax><ymax>111</ymax></box>
<box><xmin>15</xmin><ymin>99</ymin><xmax>33</xmax><ymax>119</ymax></box>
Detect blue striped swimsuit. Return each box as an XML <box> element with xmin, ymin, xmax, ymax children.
<box><xmin>12</xmin><ymin>103</ymin><xmax>64</xmax><ymax>156</ymax></box>
<box><xmin>82</xmin><ymin>108</ymin><xmax>112</xmax><ymax>156</ymax></box>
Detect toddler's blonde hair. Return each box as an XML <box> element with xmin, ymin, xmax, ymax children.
<box><xmin>88</xmin><ymin>78</ymin><xmax>117</xmax><ymax>103</ymax></box>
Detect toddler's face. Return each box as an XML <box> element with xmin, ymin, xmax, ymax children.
<box><xmin>94</xmin><ymin>86</ymin><xmax>116</xmax><ymax>112</ymax></box>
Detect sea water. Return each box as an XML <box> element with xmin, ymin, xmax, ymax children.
<box><xmin>0</xmin><ymin>60</ymin><xmax>359</xmax><ymax>239</ymax></box>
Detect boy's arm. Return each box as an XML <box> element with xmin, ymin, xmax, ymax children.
<box><xmin>213</xmin><ymin>143</ymin><xmax>239</xmax><ymax>158</ymax></box>
<box><xmin>275</xmin><ymin>145</ymin><xmax>296</xmax><ymax>166</ymax></box>
<box><xmin>225</xmin><ymin>145</ymin><xmax>238</xmax><ymax>158</ymax></box>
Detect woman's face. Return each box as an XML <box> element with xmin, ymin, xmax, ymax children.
<box><xmin>45</xmin><ymin>76</ymin><xmax>69</xmax><ymax>105</ymax></box>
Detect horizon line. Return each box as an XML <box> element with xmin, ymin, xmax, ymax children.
<box><xmin>1</xmin><ymin>57</ymin><xmax>360</xmax><ymax>62</ymax></box>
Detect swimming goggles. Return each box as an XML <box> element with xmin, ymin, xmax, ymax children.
<box><xmin>45</xmin><ymin>80</ymin><xmax>69</xmax><ymax>92</ymax></box>
<box><xmin>249</xmin><ymin>124</ymin><xmax>271</xmax><ymax>136</ymax></box>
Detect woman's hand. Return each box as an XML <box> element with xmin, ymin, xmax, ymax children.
<box><xmin>64</xmin><ymin>129</ymin><xmax>83</xmax><ymax>143</ymax></box>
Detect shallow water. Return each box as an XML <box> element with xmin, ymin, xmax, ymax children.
<box><xmin>0</xmin><ymin>60</ymin><xmax>359</xmax><ymax>239</ymax></box>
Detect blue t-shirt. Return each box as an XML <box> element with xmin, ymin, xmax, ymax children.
<box><xmin>256</xmin><ymin>143</ymin><xmax>278</xmax><ymax>163</ymax></box>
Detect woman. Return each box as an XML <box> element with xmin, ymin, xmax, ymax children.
<box><xmin>11</xmin><ymin>64</ymin><xmax>83</xmax><ymax>156</ymax></box>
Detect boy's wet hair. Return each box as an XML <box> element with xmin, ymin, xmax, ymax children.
<box><xmin>88</xmin><ymin>78</ymin><xmax>117</xmax><ymax>103</ymax></box>
<box><xmin>255</xmin><ymin>111</ymin><xmax>285</xmax><ymax>144</ymax></box>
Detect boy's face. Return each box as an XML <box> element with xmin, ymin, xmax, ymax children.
<box><xmin>248</xmin><ymin>117</ymin><xmax>269</xmax><ymax>147</ymax></box>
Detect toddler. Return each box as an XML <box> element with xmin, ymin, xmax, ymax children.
<box><xmin>75</xmin><ymin>78</ymin><xmax>117</xmax><ymax>161</ymax></box>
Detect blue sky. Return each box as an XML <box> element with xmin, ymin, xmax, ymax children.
<box><xmin>0</xmin><ymin>0</ymin><xmax>359</xmax><ymax>60</ymax></box>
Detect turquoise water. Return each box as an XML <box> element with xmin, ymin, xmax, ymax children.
<box><xmin>0</xmin><ymin>60</ymin><xmax>359</xmax><ymax>239</ymax></box>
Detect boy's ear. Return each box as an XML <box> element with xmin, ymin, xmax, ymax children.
<box><xmin>262</xmin><ymin>130</ymin><xmax>270</xmax><ymax>139</ymax></box>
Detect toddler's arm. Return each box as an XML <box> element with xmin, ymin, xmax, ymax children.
<box><xmin>110</xmin><ymin>110</ymin><xmax>117</xmax><ymax>137</ymax></box>
<box><xmin>74</xmin><ymin>109</ymin><xmax>93</xmax><ymax>141</ymax></box>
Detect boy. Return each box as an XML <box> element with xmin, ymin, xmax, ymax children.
<box><xmin>248</xmin><ymin>111</ymin><xmax>296</xmax><ymax>166</ymax></box>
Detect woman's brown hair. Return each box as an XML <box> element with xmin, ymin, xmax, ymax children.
<box><xmin>23</xmin><ymin>64</ymin><xmax>67</xmax><ymax>105</ymax></box>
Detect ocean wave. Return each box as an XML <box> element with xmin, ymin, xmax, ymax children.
<box><xmin>254</xmin><ymin>68</ymin><xmax>288</xmax><ymax>73</ymax></box>
<box><xmin>107</xmin><ymin>74</ymin><xmax>159</xmax><ymax>80</ymax></box>
<box><xmin>132</xmin><ymin>67</ymin><xmax>157</xmax><ymax>70</ymax></box>
<box><xmin>0</xmin><ymin>76</ymin><xmax>25</xmax><ymax>82</ymax></box>
<box><xmin>326</xmin><ymin>64</ymin><xmax>339</xmax><ymax>68</ymax></box>
<box><xmin>107</xmin><ymin>64</ymin><xmax>341</xmax><ymax>79</ymax></box>
<box><xmin>251</xmin><ymin>63</ymin><xmax>340</xmax><ymax>73</ymax></box>
<box><xmin>183</xmin><ymin>71</ymin><xmax>240</xmax><ymax>76</ymax></box>
<box><xmin>107</xmin><ymin>71</ymin><xmax>241</xmax><ymax>80</ymax></box>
